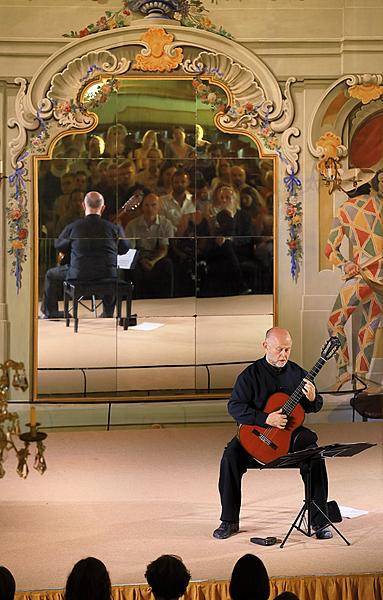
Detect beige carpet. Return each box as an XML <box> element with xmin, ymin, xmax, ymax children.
<box><xmin>1</xmin><ymin>422</ymin><xmax>382</xmax><ymax>592</ymax></box>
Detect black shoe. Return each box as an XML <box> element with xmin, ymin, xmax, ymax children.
<box><xmin>313</xmin><ymin>525</ymin><xmax>333</xmax><ymax>539</ymax></box>
<box><xmin>213</xmin><ymin>521</ymin><xmax>239</xmax><ymax>539</ymax></box>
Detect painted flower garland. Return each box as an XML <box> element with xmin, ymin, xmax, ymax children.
<box><xmin>7</xmin><ymin>66</ymin><xmax>118</xmax><ymax>291</ymax></box>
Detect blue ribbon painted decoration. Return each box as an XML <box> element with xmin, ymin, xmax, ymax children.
<box><xmin>284</xmin><ymin>171</ymin><xmax>302</xmax><ymax>195</ymax></box>
<box><xmin>80</xmin><ymin>64</ymin><xmax>100</xmax><ymax>82</ymax></box>
<box><xmin>8</xmin><ymin>161</ymin><xmax>27</xmax><ymax>197</ymax></box>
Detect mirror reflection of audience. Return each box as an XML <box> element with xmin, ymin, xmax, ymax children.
<box><xmin>195</xmin><ymin>123</ymin><xmax>211</xmax><ymax>156</ymax></box>
<box><xmin>88</xmin><ymin>134</ymin><xmax>105</xmax><ymax>159</ymax></box>
<box><xmin>54</xmin><ymin>189</ymin><xmax>85</xmax><ymax>234</ymax></box>
<box><xmin>165</xmin><ymin>126</ymin><xmax>194</xmax><ymax>160</ymax></box>
<box><xmin>136</xmin><ymin>147</ymin><xmax>163</xmax><ymax>190</ymax></box>
<box><xmin>156</xmin><ymin>161</ymin><xmax>177</xmax><ymax>196</ymax></box>
<box><xmin>102</xmin><ymin>124</ymin><xmax>129</xmax><ymax>158</ymax></box>
<box><xmin>133</xmin><ymin>129</ymin><xmax>163</xmax><ymax>171</ymax></box>
<box><xmin>125</xmin><ymin>193</ymin><xmax>174</xmax><ymax>298</ymax></box>
<box><xmin>160</xmin><ymin>169</ymin><xmax>195</xmax><ymax>230</ymax></box>
<box><xmin>115</xmin><ymin>160</ymin><xmax>150</xmax><ymax>227</ymax></box>
<box><xmin>211</xmin><ymin>158</ymin><xmax>233</xmax><ymax>192</ymax></box>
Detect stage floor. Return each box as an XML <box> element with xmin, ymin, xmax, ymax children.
<box><xmin>1</xmin><ymin>422</ymin><xmax>382</xmax><ymax>592</ymax></box>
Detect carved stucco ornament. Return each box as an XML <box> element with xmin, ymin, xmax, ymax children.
<box><xmin>346</xmin><ymin>73</ymin><xmax>383</xmax><ymax>105</ymax></box>
<box><xmin>183</xmin><ymin>52</ymin><xmax>299</xmax><ymax>172</ymax></box>
<box><xmin>133</xmin><ymin>28</ymin><xmax>183</xmax><ymax>72</ymax></box>
<box><xmin>315</xmin><ymin>131</ymin><xmax>347</xmax><ymax>177</ymax></box>
<box><xmin>348</xmin><ymin>84</ymin><xmax>383</xmax><ymax>105</ymax></box>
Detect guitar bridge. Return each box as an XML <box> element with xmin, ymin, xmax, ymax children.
<box><xmin>252</xmin><ymin>428</ymin><xmax>277</xmax><ymax>450</ymax></box>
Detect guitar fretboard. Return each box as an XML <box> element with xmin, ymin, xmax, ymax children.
<box><xmin>282</xmin><ymin>356</ymin><xmax>326</xmax><ymax>416</ymax></box>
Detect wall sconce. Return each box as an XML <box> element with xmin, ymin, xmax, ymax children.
<box><xmin>0</xmin><ymin>360</ymin><xmax>47</xmax><ymax>479</ymax></box>
<box><xmin>320</xmin><ymin>157</ymin><xmax>343</xmax><ymax>194</ymax></box>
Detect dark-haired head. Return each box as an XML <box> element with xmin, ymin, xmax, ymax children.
<box><xmin>274</xmin><ymin>592</ymin><xmax>299</xmax><ymax>600</ymax></box>
<box><xmin>64</xmin><ymin>557</ymin><xmax>111</xmax><ymax>600</ymax></box>
<box><xmin>145</xmin><ymin>554</ymin><xmax>191</xmax><ymax>600</ymax></box>
<box><xmin>0</xmin><ymin>566</ymin><xmax>16</xmax><ymax>600</ymax></box>
<box><xmin>229</xmin><ymin>554</ymin><xmax>270</xmax><ymax>600</ymax></box>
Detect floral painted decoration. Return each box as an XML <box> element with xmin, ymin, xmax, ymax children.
<box><xmin>55</xmin><ymin>77</ymin><xmax>120</xmax><ymax>123</ymax></box>
<box><xmin>63</xmin><ymin>1</ymin><xmax>131</xmax><ymax>38</ymax></box>
<box><xmin>175</xmin><ymin>0</ymin><xmax>234</xmax><ymax>39</ymax></box>
<box><xmin>284</xmin><ymin>174</ymin><xmax>303</xmax><ymax>280</ymax></box>
<box><xmin>7</xmin><ymin>155</ymin><xmax>30</xmax><ymax>293</ymax></box>
<box><xmin>192</xmin><ymin>75</ymin><xmax>228</xmax><ymax>111</ymax></box>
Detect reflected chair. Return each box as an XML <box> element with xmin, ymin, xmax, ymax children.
<box><xmin>350</xmin><ymin>391</ymin><xmax>383</xmax><ymax>422</ymax></box>
<box><xmin>63</xmin><ymin>278</ymin><xmax>133</xmax><ymax>333</ymax></box>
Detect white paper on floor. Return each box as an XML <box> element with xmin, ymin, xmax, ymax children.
<box><xmin>339</xmin><ymin>505</ymin><xmax>368</xmax><ymax>518</ymax></box>
<box><xmin>130</xmin><ymin>322</ymin><xmax>164</xmax><ymax>331</ymax></box>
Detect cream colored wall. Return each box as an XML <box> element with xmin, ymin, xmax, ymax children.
<box><xmin>1</xmin><ymin>0</ymin><xmax>382</xmax><ymax>405</ymax></box>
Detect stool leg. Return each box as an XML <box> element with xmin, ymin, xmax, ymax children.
<box><xmin>64</xmin><ymin>289</ymin><xmax>70</xmax><ymax>327</ymax></box>
<box><xmin>74</xmin><ymin>297</ymin><xmax>79</xmax><ymax>333</ymax></box>
<box><xmin>124</xmin><ymin>295</ymin><xmax>132</xmax><ymax>330</ymax></box>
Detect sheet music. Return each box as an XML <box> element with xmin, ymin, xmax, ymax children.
<box><xmin>118</xmin><ymin>249</ymin><xmax>137</xmax><ymax>269</ymax></box>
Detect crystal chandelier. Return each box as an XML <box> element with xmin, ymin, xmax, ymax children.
<box><xmin>0</xmin><ymin>360</ymin><xmax>47</xmax><ymax>478</ymax></box>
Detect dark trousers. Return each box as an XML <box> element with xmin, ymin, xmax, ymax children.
<box><xmin>41</xmin><ymin>265</ymin><xmax>116</xmax><ymax>318</ymax></box>
<box><xmin>218</xmin><ymin>426</ymin><xmax>329</xmax><ymax>527</ymax></box>
<box><xmin>133</xmin><ymin>257</ymin><xmax>174</xmax><ymax>299</ymax></box>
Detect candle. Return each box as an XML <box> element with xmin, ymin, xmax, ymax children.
<box><xmin>30</xmin><ymin>406</ymin><xmax>37</xmax><ymax>428</ymax></box>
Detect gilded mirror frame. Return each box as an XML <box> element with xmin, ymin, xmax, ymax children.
<box><xmin>7</xmin><ymin>22</ymin><xmax>301</xmax><ymax>402</ymax></box>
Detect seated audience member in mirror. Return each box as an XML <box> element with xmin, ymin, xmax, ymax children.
<box><xmin>195</xmin><ymin>123</ymin><xmax>211</xmax><ymax>157</ymax></box>
<box><xmin>145</xmin><ymin>555</ymin><xmax>191</xmax><ymax>600</ymax></box>
<box><xmin>157</xmin><ymin>160</ymin><xmax>178</xmax><ymax>196</ymax></box>
<box><xmin>133</xmin><ymin>129</ymin><xmax>163</xmax><ymax>172</ymax></box>
<box><xmin>136</xmin><ymin>147</ymin><xmax>163</xmax><ymax>191</ymax></box>
<box><xmin>87</xmin><ymin>134</ymin><xmax>105</xmax><ymax>159</ymax></box>
<box><xmin>199</xmin><ymin>142</ymin><xmax>223</xmax><ymax>185</ymax></box>
<box><xmin>64</xmin><ymin>556</ymin><xmax>111</xmax><ymax>600</ymax></box>
<box><xmin>54</xmin><ymin>189</ymin><xmax>85</xmax><ymax>235</ymax></box>
<box><xmin>160</xmin><ymin>169</ymin><xmax>195</xmax><ymax>231</ymax></box>
<box><xmin>229</xmin><ymin>554</ymin><xmax>270</xmax><ymax>600</ymax></box>
<box><xmin>210</xmin><ymin>158</ymin><xmax>233</xmax><ymax>192</ymax></box>
<box><xmin>125</xmin><ymin>192</ymin><xmax>174</xmax><ymax>298</ymax></box>
<box><xmin>165</xmin><ymin>126</ymin><xmax>194</xmax><ymax>160</ymax></box>
<box><xmin>102</xmin><ymin>123</ymin><xmax>129</xmax><ymax>158</ymax></box>
<box><xmin>40</xmin><ymin>191</ymin><xmax>130</xmax><ymax>319</ymax></box>
<box><xmin>0</xmin><ymin>565</ymin><xmax>16</xmax><ymax>600</ymax></box>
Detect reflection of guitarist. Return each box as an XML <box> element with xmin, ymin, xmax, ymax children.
<box><xmin>213</xmin><ymin>327</ymin><xmax>333</xmax><ymax>541</ymax></box>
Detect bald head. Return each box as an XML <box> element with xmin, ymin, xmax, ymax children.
<box><xmin>263</xmin><ymin>327</ymin><xmax>292</xmax><ymax>368</ymax></box>
<box><xmin>84</xmin><ymin>191</ymin><xmax>105</xmax><ymax>215</ymax></box>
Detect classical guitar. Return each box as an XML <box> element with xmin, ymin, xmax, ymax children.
<box><xmin>237</xmin><ymin>336</ymin><xmax>340</xmax><ymax>465</ymax></box>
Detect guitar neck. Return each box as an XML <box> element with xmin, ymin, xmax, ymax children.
<box><xmin>282</xmin><ymin>357</ymin><xmax>326</xmax><ymax>416</ymax></box>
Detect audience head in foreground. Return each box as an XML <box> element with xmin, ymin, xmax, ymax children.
<box><xmin>0</xmin><ymin>566</ymin><xmax>16</xmax><ymax>600</ymax></box>
<box><xmin>64</xmin><ymin>557</ymin><xmax>112</xmax><ymax>600</ymax></box>
<box><xmin>229</xmin><ymin>554</ymin><xmax>270</xmax><ymax>600</ymax></box>
<box><xmin>145</xmin><ymin>554</ymin><xmax>191</xmax><ymax>600</ymax></box>
<box><xmin>274</xmin><ymin>593</ymin><xmax>299</xmax><ymax>600</ymax></box>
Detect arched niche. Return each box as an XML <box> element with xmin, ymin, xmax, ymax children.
<box><xmin>7</xmin><ymin>19</ymin><xmax>301</xmax><ymax>402</ymax></box>
<box><xmin>308</xmin><ymin>73</ymin><xmax>383</xmax><ymax>272</ymax></box>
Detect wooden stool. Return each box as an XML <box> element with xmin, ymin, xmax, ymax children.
<box><xmin>63</xmin><ymin>279</ymin><xmax>133</xmax><ymax>333</ymax></box>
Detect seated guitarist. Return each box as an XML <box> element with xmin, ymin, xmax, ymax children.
<box><xmin>213</xmin><ymin>327</ymin><xmax>332</xmax><ymax>540</ymax></box>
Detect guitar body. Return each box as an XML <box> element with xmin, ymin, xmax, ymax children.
<box><xmin>238</xmin><ymin>392</ymin><xmax>305</xmax><ymax>465</ymax></box>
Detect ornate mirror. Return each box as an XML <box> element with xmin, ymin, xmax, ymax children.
<box><xmin>7</xmin><ymin>22</ymin><xmax>299</xmax><ymax>403</ymax></box>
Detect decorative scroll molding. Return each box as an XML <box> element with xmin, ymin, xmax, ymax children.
<box><xmin>350</xmin><ymin>98</ymin><xmax>383</xmax><ymax>138</ymax></box>
<box><xmin>133</xmin><ymin>28</ymin><xmax>183</xmax><ymax>72</ymax></box>
<box><xmin>346</xmin><ymin>74</ymin><xmax>383</xmax><ymax>105</ymax></box>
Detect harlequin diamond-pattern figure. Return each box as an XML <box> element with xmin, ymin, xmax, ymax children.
<box><xmin>325</xmin><ymin>168</ymin><xmax>383</xmax><ymax>388</ymax></box>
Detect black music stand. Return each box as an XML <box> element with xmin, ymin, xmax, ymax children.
<box><xmin>262</xmin><ymin>442</ymin><xmax>376</xmax><ymax>548</ymax></box>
